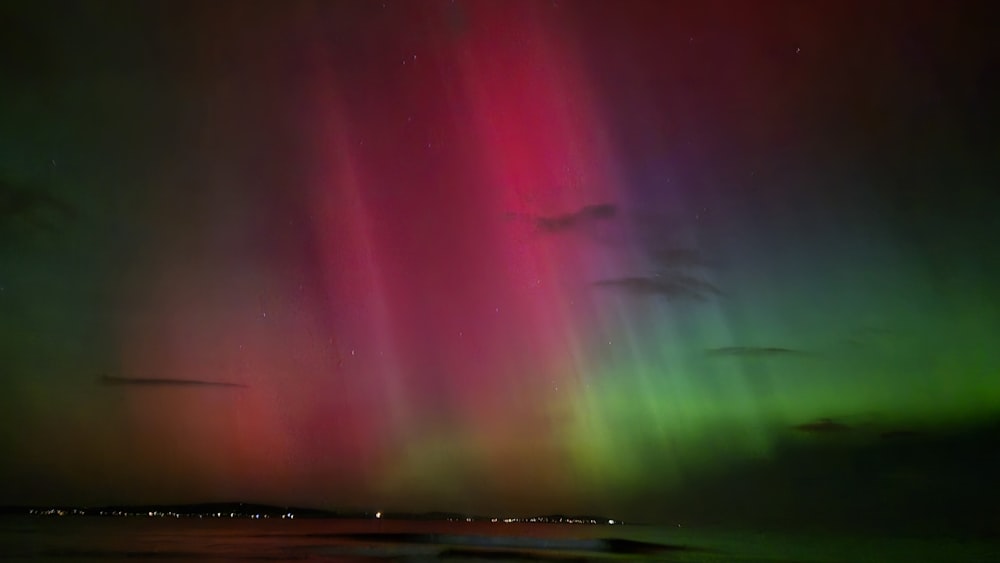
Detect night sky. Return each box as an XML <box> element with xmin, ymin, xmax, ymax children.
<box><xmin>2</xmin><ymin>0</ymin><xmax>999</xmax><ymax>532</ymax></box>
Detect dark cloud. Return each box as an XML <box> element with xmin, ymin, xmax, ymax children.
<box><xmin>705</xmin><ymin>346</ymin><xmax>803</xmax><ymax>358</ymax></box>
<box><xmin>0</xmin><ymin>175</ymin><xmax>75</xmax><ymax>235</ymax></box>
<box><xmin>534</xmin><ymin>203</ymin><xmax>617</xmax><ymax>234</ymax></box>
<box><xmin>592</xmin><ymin>273</ymin><xmax>721</xmax><ymax>300</ymax></box>
<box><xmin>880</xmin><ymin>429</ymin><xmax>923</xmax><ymax>440</ymax></box>
<box><xmin>649</xmin><ymin>247</ymin><xmax>710</xmax><ymax>270</ymax></box>
<box><xmin>793</xmin><ymin>418</ymin><xmax>851</xmax><ymax>434</ymax></box>
<box><xmin>99</xmin><ymin>375</ymin><xmax>246</xmax><ymax>389</ymax></box>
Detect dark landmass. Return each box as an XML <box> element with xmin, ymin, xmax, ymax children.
<box><xmin>1</xmin><ymin>502</ymin><xmax>340</xmax><ymax>519</ymax></box>
<box><xmin>0</xmin><ymin>503</ymin><xmax>625</xmax><ymax>524</ymax></box>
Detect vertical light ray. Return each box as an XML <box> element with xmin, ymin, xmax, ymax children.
<box><xmin>449</xmin><ymin>3</ymin><xmax>631</xmax><ymax>489</ymax></box>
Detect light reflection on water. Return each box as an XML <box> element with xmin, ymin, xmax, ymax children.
<box><xmin>0</xmin><ymin>517</ymin><xmax>997</xmax><ymax>562</ymax></box>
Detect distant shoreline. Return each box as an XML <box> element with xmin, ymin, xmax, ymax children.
<box><xmin>0</xmin><ymin>502</ymin><xmax>626</xmax><ymax>525</ymax></box>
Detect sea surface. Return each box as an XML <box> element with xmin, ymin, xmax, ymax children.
<box><xmin>0</xmin><ymin>517</ymin><xmax>997</xmax><ymax>562</ymax></box>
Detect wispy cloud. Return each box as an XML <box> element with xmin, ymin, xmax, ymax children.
<box><xmin>705</xmin><ymin>346</ymin><xmax>804</xmax><ymax>358</ymax></box>
<box><xmin>533</xmin><ymin>203</ymin><xmax>617</xmax><ymax>234</ymax></box>
<box><xmin>99</xmin><ymin>375</ymin><xmax>247</xmax><ymax>389</ymax></box>
<box><xmin>793</xmin><ymin>418</ymin><xmax>851</xmax><ymax>434</ymax></box>
<box><xmin>649</xmin><ymin>247</ymin><xmax>710</xmax><ymax>270</ymax></box>
<box><xmin>880</xmin><ymin>429</ymin><xmax>923</xmax><ymax>440</ymax></box>
<box><xmin>0</xmin><ymin>176</ymin><xmax>75</xmax><ymax>233</ymax></box>
<box><xmin>592</xmin><ymin>273</ymin><xmax>721</xmax><ymax>301</ymax></box>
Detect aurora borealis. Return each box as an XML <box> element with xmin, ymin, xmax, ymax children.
<box><xmin>2</xmin><ymin>0</ymin><xmax>999</xmax><ymax>531</ymax></box>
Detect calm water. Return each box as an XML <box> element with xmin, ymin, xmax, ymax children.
<box><xmin>1</xmin><ymin>517</ymin><xmax>997</xmax><ymax>562</ymax></box>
